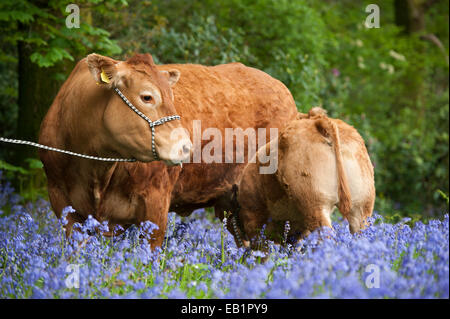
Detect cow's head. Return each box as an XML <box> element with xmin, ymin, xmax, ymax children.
<box><xmin>87</xmin><ymin>53</ymin><xmax>191</xmax><ymax>164</ymax></box>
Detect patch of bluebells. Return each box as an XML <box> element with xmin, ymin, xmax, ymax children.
<box><xmin>0</xmin><ymin>172</ymin><xmax>448</xmax><ymax>298</ymax></box>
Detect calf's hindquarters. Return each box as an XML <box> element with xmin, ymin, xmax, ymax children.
<box><xmin>232</xmin><ymin>115</ymin><xmax>375</xmax><ymax>248</ymax></box>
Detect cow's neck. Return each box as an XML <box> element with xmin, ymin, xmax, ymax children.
<box><xmin>90</xmin><ymin>161</ymin><xmax>118</xmax><ymax>212</ymax></box>
<box><xmin>68</xmin><ymin>157</ymin><xmax>118</xmax><ymax>217</ymax></box>
<box><xmin>61</xmin><ymin>101</ymin><xmax>122</xmax><ymax>214</ymax></box>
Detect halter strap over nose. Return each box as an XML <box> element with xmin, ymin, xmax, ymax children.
<box><xmin>114</xmin><ymin>87</ymin><xmax>181</xmax><ymax>161</ymax></box>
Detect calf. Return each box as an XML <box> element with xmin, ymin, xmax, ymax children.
<box><xmin>228</xmin><ymin>108</ymin><xmax>375</xmax><ymax>248</ymax></box>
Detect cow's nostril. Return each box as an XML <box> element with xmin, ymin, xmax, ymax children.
<box><xmin>183</xmin><ymin>143</ymin><xmax>191</xmax><ymax>154</ymax></box>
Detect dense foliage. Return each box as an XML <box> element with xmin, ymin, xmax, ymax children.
<box><xmin>0</xmin><ymin>1</ymin><xmax>448</xmax><ymax>217</ymax></box>
<box><xmin>0</xmin><ymin>172</ymin><xmax>448</xmax><ymax>298</ymax></box>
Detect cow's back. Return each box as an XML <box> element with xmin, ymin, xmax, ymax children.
<box><xmin>159</xmin><ymin>63</ymin><xmax>296</xmax><ymax>132</ymax></box>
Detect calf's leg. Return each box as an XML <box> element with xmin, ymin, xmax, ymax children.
<box><xmin>348</xmin><ymin>196</ymin><xmax>375</xmax><ymax>234</ymax></box>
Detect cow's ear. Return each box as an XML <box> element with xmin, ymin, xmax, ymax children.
<box><xmin>87</xmin><ymin>53</ymin><xmax>120</xmax><ymax>87</ymax></box>
<box><xmin>160</xmin><ymin>69</ymin><xmax>180</xmax><ymax>87</ymax></box>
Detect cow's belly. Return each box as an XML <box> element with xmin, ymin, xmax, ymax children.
<box><xmin>98</xmin><ymin>188</ymin><xmax>143</xmax><ymax>224</ymax></box>
<box><xmin>67</xmin><ymin>179</ymin><xmax>142</xmax><ymax>225</ymax></box>
<box><xmin>169</xmin><ymin>162</ymin><xmax>245</xmax><ymax>212</ymax></box>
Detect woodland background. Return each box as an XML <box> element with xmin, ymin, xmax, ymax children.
<box><xmin>0</xmin><ymin>0</ymin><xmax>448</xmax><ymax>220</ymax></box>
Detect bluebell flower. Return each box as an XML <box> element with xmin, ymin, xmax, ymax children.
<box><xmin>0</xmin><ymin>169</ymin><xmax>448</xmax><ymax>298</ymax></box>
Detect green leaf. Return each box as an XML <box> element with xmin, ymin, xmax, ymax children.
<box><xmin>0</xmin><ymin>160</ymin><xmax>29</xmax><ymax>175</ymax></box>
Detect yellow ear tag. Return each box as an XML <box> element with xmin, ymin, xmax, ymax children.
<box><xmin>100</xmin><ymin>69</ymin><xmax>110</xmax><ymax>83</ymax></box>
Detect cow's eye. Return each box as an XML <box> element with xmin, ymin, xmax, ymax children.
<box><xmin>141</xmin><ymin>95</ymin><xmax>153</xmax><ymax>103</ymax></box>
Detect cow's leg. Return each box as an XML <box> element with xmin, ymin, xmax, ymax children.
<box><xmin>294</xmin><ymin>206</ymin><xmax>335</xmax><ymax>253</ymax></box>
<box><xmin>362</xmin><ymin>195</ymin><xmax>375</xmax><ymax>229</ymax></box>
<box><xmin>141</xmin><ymin>192</ymin><xmax>171</xmax><ymax>250</ymax></box>
<box><xmin>47</xmin><ymin>182</ymin><xmax>70</xmax><ymax>219</ymax></box>
<box><xmin>348</xmin><ymin>196</ymin><xmax>375</xmax><ymax>234</ymax></box>
<box><xmin>214</xmin><ymin>198</ymin><xmax>230</xmax><ymax>221</ymax></box>
<box><xmin>47</xmin><ymin>182</ymin><xmax>86</xmax><ymax>237</ymax></box>
<box><xmin>65</xmin><ymin>211</ymin><xmax>87</xmax><ymax>237</ymax></box>
<box><xmin>238</xmin><ymin>207</ymin><xmax>271</xmax><ymax>252</ymax></box>
<box><xmin>297</xmin><ymin>204</ymin><xmax>333</xmax><ymax>235</ymax></box>
<box><xmin>148</xmin><ymin>215</ymin><xmax>168</xmax><ymax>250</ymax></box>
<box><xmin>348</xmin><ymin>205</ymin><xmax>363</xmax><ymax>234</ymax></box>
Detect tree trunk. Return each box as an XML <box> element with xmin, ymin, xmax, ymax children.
<box><xmin>394</xmin><ymin>0</ymin><xmax>428</xmax><ymax>111</ymax></box>
<box><xmin>393</xmin><ymin>0</ymin><xmax>445</xmax><ymax>214</ymax></box>
<box><xmin>15</xmin><ymin>38</ymin><xmax>63</xmax><ymax>165</ymax></box>
<box><xmin>394</xmin><ymin>0</ymin><xmax>426</xmax><ymax>34</ymax></box>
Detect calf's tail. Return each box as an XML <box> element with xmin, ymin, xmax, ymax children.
<box><xmin>314</xmin><ymin>116</ymin><xmax>352</xmax><ymax>217</ymax></box>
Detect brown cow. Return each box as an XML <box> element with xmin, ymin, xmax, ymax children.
<box><xmin>38</xmin><ymin>53</ymin><xmax>297</xmax><ymax>248</ymax></box>
<box><xmin>227</xmin><ymin>108</ymin><xmax>375</xmax><ymax>249</ymax></box>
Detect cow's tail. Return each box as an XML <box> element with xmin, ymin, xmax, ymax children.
<box><xmin>314</xmin><ymin>116</ymin><xmax>352</xmax><ymax>217</ymax></box>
